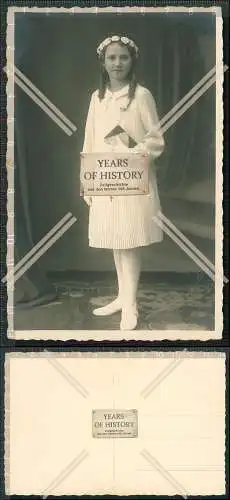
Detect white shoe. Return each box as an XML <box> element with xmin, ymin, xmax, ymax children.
<box><xmin>92</xmin><ymin>297</ymin><xmax>122</xmax><ymax>316</ymax></box>
<box><xmin>120</xmin><ymin>305</ymin><xmax>138</xmax><ymax>331</ymax></box>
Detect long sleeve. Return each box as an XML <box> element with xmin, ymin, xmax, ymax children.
<box><xmin>133</xmin><ymin>88</ymin><xmax>164</xmax><ymax>159</ymax></box>
<box><xmin>82</xmin><ymin>92</ymin><xmax>95</xmax><ymax>153</ymax></box>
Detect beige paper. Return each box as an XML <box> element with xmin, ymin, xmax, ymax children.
<box><xmin>5</xmin><ymin>352</ymin><xmax>226</xmax><ymax>496</ymax></box>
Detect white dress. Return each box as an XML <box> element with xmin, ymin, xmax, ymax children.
<box><xmin>82</xmin><ymin>83</ymin><xmax>165</xmax><ymax>249</ymax></box>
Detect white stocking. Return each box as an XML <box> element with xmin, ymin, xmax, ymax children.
<box><xmin>113</xmin><ymin>249</ymin><xmax>123</xmax><ymax>301</ymax></box>
<box><xmin>120</xmin><ymin>248</ymin><xmax>141</xmax><ymax>310</ymax></box>
<box><xmin>92</xmin><ymin>249</ymin><xmax>123</xmax><ymax>316</ymax></box>
<box><xmin>92</xmin><ymin>248</ymin><xmax>141</xmax><ymax>318</ymax></box>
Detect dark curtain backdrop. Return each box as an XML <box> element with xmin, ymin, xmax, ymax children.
<box><xmin>14</xmin><ymin>12</ymin><xmax>216</xmax><ymax>289</ymax></box>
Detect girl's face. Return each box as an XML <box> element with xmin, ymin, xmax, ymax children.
<box><xmin>103</xmin><ymin>42</ymin><xmax>132</xmax><ymax>82</ymax></box>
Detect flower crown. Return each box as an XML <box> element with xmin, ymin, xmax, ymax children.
<box><xmin>96</xmin><ymin>35</ymin><xmax>139</xmax><ymax>58</ymax></box>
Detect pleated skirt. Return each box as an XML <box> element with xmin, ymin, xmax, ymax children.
<box><xmin>88</xmin><ymin>172</ymin><xmax>163</xmax><ymax>250</ymax></box>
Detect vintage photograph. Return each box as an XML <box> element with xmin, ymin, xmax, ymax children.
<box><xmin>6</xmin><ymin>6</ymin><xmax>224</xmax><ymax>340</ymax></box>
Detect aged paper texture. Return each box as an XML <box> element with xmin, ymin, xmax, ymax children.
<box><xmin>5</xmin><ymin>351</ymin><xmax>226</xmax><ymax>496</ymax></box>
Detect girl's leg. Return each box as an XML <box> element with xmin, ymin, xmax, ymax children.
<box><xmin>92</xmin><ymin>247</ymin><xmax>142</xmax><ymax>324</ymax></box>
<box><xmin>92</xmin><ymin>250</ymin><xmax>123</xmax><ymax>316</ymax></box>
<box><xmin>113</xmin><ymin>249</ymin><xmax>123</xmax><ymax>300</ymax></box>
<box><xmin>120</xmin><ymin>248</ymin><xmax>141</xmax><ymax>330</ymax></box>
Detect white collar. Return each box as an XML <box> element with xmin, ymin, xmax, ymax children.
<box><xmin>105</xmin><ymin>84</ymin><xmax>130</xmax><ymax>100</ymax></box>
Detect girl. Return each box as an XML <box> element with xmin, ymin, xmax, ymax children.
<box><xmin>82</xmin><ymin>34</ymin><xmax>164</xmax><ymax>331</ymax></box>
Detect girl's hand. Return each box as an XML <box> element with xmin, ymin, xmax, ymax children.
<box><xmin>84</xmin><ymin>196</ymin><xmax>92</xmax><ymax>206</ymax></box>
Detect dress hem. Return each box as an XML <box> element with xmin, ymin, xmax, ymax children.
<box><xmin>88</xmin><ymin>237</ymin><xmax>163</xmax><ymax>250</ymax></box>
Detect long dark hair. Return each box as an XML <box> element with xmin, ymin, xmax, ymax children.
<box><xmin>98</xmin><ymin>40</ymin><xmax>139</xmax><ymax>109</ymax></box>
